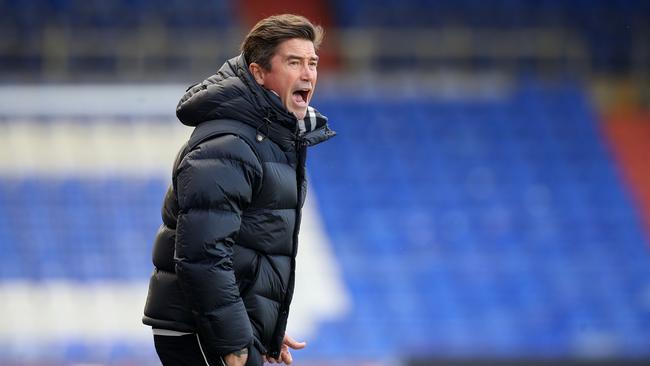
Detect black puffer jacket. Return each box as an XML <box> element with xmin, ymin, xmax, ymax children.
<box><xmin>142</xmin><ymin>54</ymin><xmax>335</xmax><ymax>360</ymax></box>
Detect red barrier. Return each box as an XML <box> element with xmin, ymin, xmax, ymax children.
<box><xmin>602</xmin><ymin>112</ymin><xmax>650</xmax><ymax>243</ymax></box>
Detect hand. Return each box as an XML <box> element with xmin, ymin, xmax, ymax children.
<box><xmin>223</xmin><ymin>348</ymin><xmax>248</xmax><ymax>366</ymax></box>
<box><xmin>264</xmin><ymin>334</ymin><xmax>306</xmax><ymax>365</ymax></box>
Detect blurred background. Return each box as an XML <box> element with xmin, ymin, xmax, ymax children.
<box><xmin>1</xmin><ymin>0</ymin><xmax>650</xmax><ymax>365</ymax></box>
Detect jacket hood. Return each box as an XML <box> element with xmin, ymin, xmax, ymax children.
<box><xmin>176</xmin><ymin>55</ymin><xmax>335</xmax><ymax>149</ymax></box>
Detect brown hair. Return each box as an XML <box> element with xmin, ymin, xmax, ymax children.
<box><xmin>241</xmin><ymin>14</ymin><xmax>324</xmax><ymax>71</ymax></box>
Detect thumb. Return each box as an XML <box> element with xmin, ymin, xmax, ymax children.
<box><xmin>284</xmin><ymin>335</ymin><xmax>307</xmax><ymax>350</ymax></box>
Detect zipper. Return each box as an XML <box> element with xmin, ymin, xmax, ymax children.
<box><xmin>269</xmin><ymin>136</ymin><xmax>307</xmax><ymax>359</ymax></box>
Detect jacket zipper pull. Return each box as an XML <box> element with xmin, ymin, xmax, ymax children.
<box><xmin>256</xmin><ymin>114</ymin><xmax>273</xmax><ymax>142</ymax></box>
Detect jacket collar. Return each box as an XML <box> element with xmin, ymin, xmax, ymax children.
<box><xmin>176</xmin><ymin>54</ymin><xmax>335</xmax><ymax>151</ymax></box>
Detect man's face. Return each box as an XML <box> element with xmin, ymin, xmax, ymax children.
<box><xmin>249</xmin><ymin>38</ymin><xmax>318</xmax><ymax>120</ymax></box>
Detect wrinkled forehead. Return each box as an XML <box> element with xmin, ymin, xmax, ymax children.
<box><xmin>273</xmin><ymin>38</ymin><xmax>318</xmax><ymax>60</ymax></box>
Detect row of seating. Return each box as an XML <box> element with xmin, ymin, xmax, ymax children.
<box><xmin>3</xmin><ymin>0</ymin><xmax>646</xmax><ymax>29</ymax></box>
<box><xmin>0</xmin><ymin>81</ymin><xmax>649</xmax><ymax>362</ymax></box>
<box><xmin>332</xmin><ymin>0</ymin><xmax>649</xmax><ymax>28</ymax></box>
<box><xmin>299</xmin><ymin>82</ymin><xmax>650</xmax><ymax>359</ymax></box>
<box><xmin>0</xmin><ymin>178</ymin><xmax>166</xmax><ymax>280</ymax></box>
<box><xmin>0</xmin><ymin>0</ymin><xmax>236</xmax><ymax>28</ymax></box>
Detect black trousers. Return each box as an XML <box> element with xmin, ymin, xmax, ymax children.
<box><xmin>154</xmin><ymin>334</ymin><xmax>263</xmax><ymax>366</ymax></box>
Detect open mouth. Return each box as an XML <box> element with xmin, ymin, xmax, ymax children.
<box><xmin>292</xmin><ymin>89</ymin><xmax>310</xmax><ymax>105</ymax></box>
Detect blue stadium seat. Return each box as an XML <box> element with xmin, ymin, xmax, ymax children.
<box><xmin>300</xmin><ymin>81</ymin><xmax>650</xmax><ymax>360</ymax></box>
<box><xmin>1</xmin><ymin>80</ymin><xmax>650</xmax><ymax>362</ymax></box>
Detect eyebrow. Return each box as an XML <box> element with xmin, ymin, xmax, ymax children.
<box><xmin>286</xmin><ymin>54</ymin><xmax>319</xmax><ymax>62</ymax></box>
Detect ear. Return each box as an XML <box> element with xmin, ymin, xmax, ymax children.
<box><xmin>248</xmin><ymin>63</ymin><xmax>266</xmax><ymax>85</ymax></box>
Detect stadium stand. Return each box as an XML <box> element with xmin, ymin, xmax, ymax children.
<box><xmin>301</xmin><ymin>81</ymin><xmax>650</xmax><ymax>361</ymax></box>
<box><xmin>1</xmin><ymin>0</ymin><xmax>649</xmax><ymax>365</ymax></box>
<box><xmin>1</xmin><ymin>80</ymin><xmax>649</xmax><ymax>364</ymax></box>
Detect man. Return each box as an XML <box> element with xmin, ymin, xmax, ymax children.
<box><xmin>142</xmin><ymin>14</ymin><xmax>335</xmax><ymax>366</ymax></box>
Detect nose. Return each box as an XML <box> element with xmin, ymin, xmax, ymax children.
<box><xmin>301</xmin><ymin>63</ymin><xmax>316</xmax><ymax>82</ymax></box>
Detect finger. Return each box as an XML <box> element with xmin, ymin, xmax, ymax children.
<box><xmin>281</xmin><ymin>349</ymin><xmax>293</xmax><ymax>365</ymax></box>
<box><xmin>284</xmin><ymin>335</ymin><xmax>307</xmax><ymax>350</ymax></box>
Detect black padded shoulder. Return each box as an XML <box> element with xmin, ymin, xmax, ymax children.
<box><xmin>189</xmin><ymin>119</ymin><xmax>261</xmax><ymax>157</ymax></box>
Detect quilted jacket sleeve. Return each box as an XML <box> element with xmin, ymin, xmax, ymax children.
<box><xmin>174</xmin><ymin>133</ymin><xmax>262</xmax><ymax>356</ymax></box>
